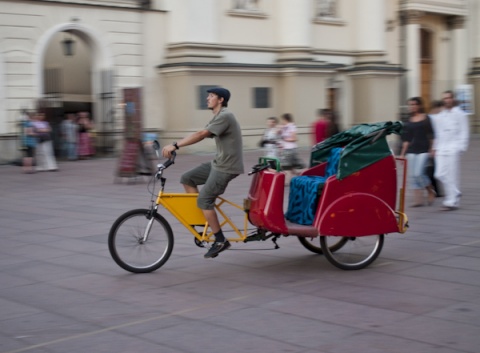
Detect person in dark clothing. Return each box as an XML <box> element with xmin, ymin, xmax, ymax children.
<box><xmin>426</xmin><ymin>100</ymin><xmax>444</xmax><ymax>197</ymax></box>
<box><xmin>399</xmin><ymin>97</ymin><xmax>436</xmax><ymax>207</ymax></box>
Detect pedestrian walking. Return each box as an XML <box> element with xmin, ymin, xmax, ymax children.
<box><xmin>32</xmin><ymin>112</ymin><xmax>58</xmax><ymax>172</ymax></box>
<box><xmin>431</xmin><ymin>90</ymin><xmax>470</xmax><ymax>211</ymax></box>
<box><xmin>312</xmin><ymin>108</ymin><xmax>339</xmax><ymax>145</ymax></box>
<box><xmin>312</xmin><ymin>109</ymin><xmax>330</xmax><ymax>145</ymax></box>
<box><xmin>21</xmin><ymin>112</ymin><xmax>37</xmax><ymax>174</ymax></box>
<box><xmin>60</xmin><ymin>113</ymin><xmax>79</xmax><ymax>160</ymax></box>
<box><xmin>279</xmin><ymin>113</ymin><xmax>305</xmax><ymax>182</ymax></box>
<box><xmin>77</xmin><ymin>112</ymin><xmax>95</xmax><ymax>159</ymax></box>
<box><xmin>426</xmin><ymin>99</ymin><xmax>444</xmax><ymax>197</ymax></box>
<box><xmin>259</xmin><ymin>116</ymin><xmax>281</xmax><ymax>158</ymax></box>
<box><xmin>399</xmin><ymin>97</ymin><xmax>436</xmax><ymax>207</ymax></box>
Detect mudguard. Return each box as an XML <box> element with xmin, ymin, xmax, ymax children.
<box><xmin>316</xmin><ymin>193</ymin><xmax>399</xmax><ymax>236</ymax></box>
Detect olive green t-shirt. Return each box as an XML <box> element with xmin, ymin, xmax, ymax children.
<box><xmin>205</xmin><ymin>108</ymin><xmax>244</xmax><ymax>174</ymax></box>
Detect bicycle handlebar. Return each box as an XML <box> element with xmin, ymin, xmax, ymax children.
<box><xmin>248</xmin><ymin>160</ymin><xmax>277</xmax><ymax>175</ymax></box>
<box><xmin>156</xmin><ymin>151</ymin><xmax>176</xmax><ymax>177</ymax></box>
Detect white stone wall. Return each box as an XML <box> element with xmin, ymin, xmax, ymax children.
<box><xmin>0</xmin><ymin>0</ymin><xmax>166</xmax><ymax>162</ymax></box>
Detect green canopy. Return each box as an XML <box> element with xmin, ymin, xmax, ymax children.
<box><xmin>310</xmin><ymin>121</ymin><xmax>403</xmax><ymax>180</ymax></box>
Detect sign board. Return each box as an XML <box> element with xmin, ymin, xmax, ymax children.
<box><xmin>455</xmin><ymin>84</ymin><xmax>474</xmax><ymax>114</ymax></box>
<box><xmin>116</xmin><ymin>88</ymin><xmax>143</xmax><ymax>178</ymax></box>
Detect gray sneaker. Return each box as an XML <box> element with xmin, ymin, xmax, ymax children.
<box><xmin>204</xmin><ymin>240</ymin><xmax>231</xmax><ymax>258</ymax></box>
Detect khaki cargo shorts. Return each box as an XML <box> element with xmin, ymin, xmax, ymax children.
<box><xmin>180</xmin><ymin>162</ymin><xmax>239</xmax><ymax>210</ymax></box>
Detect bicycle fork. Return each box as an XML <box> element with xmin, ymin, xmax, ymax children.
<box><xmin>141</xmin><ymin>178</ymin><xmax>166</xmax><ymax>243</ymax></box>
<box><xmin>141</xmin><ymin>206</ymin><xmax>158</xmax><ymax>243</ymax></box>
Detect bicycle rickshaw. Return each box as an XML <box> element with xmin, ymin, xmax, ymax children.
<box><xmin>108</xmin><ymin>121</ymin><xmax>408</xmax><ymax>272</ymax></box>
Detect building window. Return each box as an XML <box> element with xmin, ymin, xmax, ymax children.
<box><xmin>316</xmin><ymin>0</ymin><xmax>337</xmax><ymax>18</ymax></box>
<box><xmin>228</xmin><ymin>0</ymin><xmax>266</xmax><ymax>18</ymax></box>
<box><xmin>198</xmin><ymin>85</ymin><xmax>218</xmax><ymax>110</ymax></box>
<box><xmin>253</xmin><ymin>87</ymin><xmax>271</xmax><ymax>109</ymax></box>
<box><xmin>233</xmin><ymin>0</ymin><xmax>259</xmax><ymax>11</ymax></box>
<box><xmin>314</xmin><ymin>0</ymin><xmax>344</xmax><ymax>26</ymax></box>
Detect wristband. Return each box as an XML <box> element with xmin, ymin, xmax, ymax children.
<box><xmin>173</xmin><ymin>142</ymin><xmax>180</xmax><ymax>150</ymax></box>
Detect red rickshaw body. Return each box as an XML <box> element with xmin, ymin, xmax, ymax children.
<box><xmin>247</xmin><ymin>170</ymin><xmax>289</xmax><ymax>234</ymax></box>
<box><xmin>247</xmin><ymin>155</ymin><xmax>399</xmax><ymax>237</ymax></box>
<box><xmin>312</xmin><ymin>155</ymin><xmax>399</xmax><ymax>236</ymax></box>
<box><xmin>247</xmin><ymin>121</ymin><xmax>407</xmax><ymax>239</ymax></box>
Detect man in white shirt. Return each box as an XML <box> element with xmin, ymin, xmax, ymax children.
<box><xmin>431</xmin><ymin>90</ymin><xmax>469</xmax><ymax>210</ymax></box>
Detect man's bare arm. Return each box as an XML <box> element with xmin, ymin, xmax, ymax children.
<box><xmin>162</xmin><ymin>129</ymin><xmax>212</xmax><ymax>158</ymax></box>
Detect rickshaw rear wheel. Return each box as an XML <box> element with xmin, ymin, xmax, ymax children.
<box><xmin>320</xmin><ymin>234</ymin><xmax>384</xmax><ymax>270</ymax></box>
<box><xmin>298</xmin><ymin>236</ymin><xmax>348</xmax><ymax>254</ymax></box>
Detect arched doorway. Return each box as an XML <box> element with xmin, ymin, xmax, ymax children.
<box><xmin>420</xmin><ymin>28</ymin><xmax>433</xmax><ymax>110</ymax></box>
<box><xmin>42</xmin><ymin>30</ymin><xmax>93</xmax><ymax>156</ymax></box>
<box><xmin>36</xmin><ymin>23</ymin><xmax>115</xmax><ymax>157</ymax></box>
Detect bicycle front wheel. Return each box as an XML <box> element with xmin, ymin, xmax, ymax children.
<box><xmin>320</xmin><ymin>234</ymin><xmax>384</xmax><ymax>270</ymax></box>
<box><xmin>108</xmin><ymin>209</ymin><xmax>174</xmax><ymax>273</ymax></box>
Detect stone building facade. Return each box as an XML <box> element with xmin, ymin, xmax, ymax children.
<box><xmin>0</xmin><ymin>0</ymin><xmax>477</xmax><ymax>161</ymax></box>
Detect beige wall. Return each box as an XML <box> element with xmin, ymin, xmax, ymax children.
<box><xmin>351</xmin><ymin>74</ymin><xmax>401</xmax><ymax>124</ymax></box>
<box><xmin>158</xmin><ymin>65</ymin><xmax>335</xmax><ymax>150</ymax></box>
<box><xmin>1</xmin><ymin>0</ymin><xmax>478</xmax><ymax>163</ymax></box>
<box><xmin>0</xmin><ymin>0</ymin><xmax>169</xmax><ymax>162</ymax></box>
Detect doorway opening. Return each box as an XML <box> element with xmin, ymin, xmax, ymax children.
<box><xmin>39</xmin><ymin>26</ymin><xmax>116</xmax><ymax>158</ymax></box>
<box><xmin>327</xmin><ymin>87</ymin><xmax>337</xmax><ymax>113</ymax></box>
<box><xmin>42</xmin><ymin>30</ymin><xmax>92</xmax><ymax>156</ymax></box>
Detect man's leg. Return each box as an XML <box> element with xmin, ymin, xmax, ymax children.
<box><xmin>68</xmin><ymin>142</ymin><xmax>75</xmax><ymax>160</ymax></box>
<box><xmin>202</xmin><ymin>206</ymin><xmax>231</xmax><ymax>258</ymax></box>
<box><xmin>198</xmin><ymin>169</ymin><xmax>238</xmax><ymax>258</ymax></box>
<box><xmin>435</xmin><ymin>154</ymin><xmax>457</xmax><ymax>208</ymax></box>
<box><xmin>181</xmin><ymin>163</ymin><xmax>211</xmax><ymax>234</ymax></box>
<box><xmin>183</xmin><ymin>184</ymin><xmax>199</xmax><ymax>193</ymax></box>
<box><xmin>181</xmin><ymin>163</ymin><xmax>210</xmax><ymax>193</ymax></box>
<box><xmin>202</xmin><ymin>209</ymin><xmax>221</xmax><ymax>234</ymax></box>
<box><xmin>449</xmin><ymin>153</ymin><xmax>461</xmax><ymax>206</ymax></box>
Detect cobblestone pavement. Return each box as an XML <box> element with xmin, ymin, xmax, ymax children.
<box><xmin>0</xmin><ymin>137</ymin><xmax>479</xmax><ymax>353</ymax></box>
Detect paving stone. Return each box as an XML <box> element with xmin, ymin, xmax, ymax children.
<box><xmin>0</xmin><ymin>138</ymin><xmax>479</xmax><ymax>352</ymax></box>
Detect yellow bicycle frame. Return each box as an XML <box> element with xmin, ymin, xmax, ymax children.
<box><xmin>155</xmin><ymin>191</ymin><xmax>249</xmax><ymax>243</ymax></box>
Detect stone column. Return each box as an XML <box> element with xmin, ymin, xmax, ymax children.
<box><xmin>167</xmin><ymin>0</ymin><xmax>217</xmax><ymax>43</ymax></box>
<box><xmin>163</xmin><ymin>0</ymin><xmax>222</xmax><ymax>64</ymax></box>
<box><xmin>276</xmin><ymin>0</ymin><xmax>312</xmax><ymax>62</ymax></box>
<box><xmin>449</xmin><ymin>16</ymin><xmax>467</xmax><ymax>87</ymax></box>
<box><xmin>346</xmin><ymin>0</ymin><xmax>402</xmax><ymax>126</ymax></box>
<box><xmin>355</xmin><ymin>0</ymin><xmax>386</xmax><ymax>63</ymax></box>
<box><xmin>467</xmin><ymin>2</ymin><xmax>480</xmax><ymax>132</ymax></box>
<box><xmin>404</xmin><ymin>10</ymin><xmax>423</xmax><ymax>98</ymax></box>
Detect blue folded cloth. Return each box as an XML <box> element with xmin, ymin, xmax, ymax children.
<box><xmin>285</xmin><ymin>148</ymin><xmax>342</xmax><ymax>225</ymax></box>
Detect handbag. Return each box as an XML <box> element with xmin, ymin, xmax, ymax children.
<box><xmin>38</xmin><ymin>133</ymin><xmax>51</xmax><ymax>143</ymax></box>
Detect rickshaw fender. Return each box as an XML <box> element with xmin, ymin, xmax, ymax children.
<box><xmin>315</xmin><ymin>192</ymin><xmax>398</xmax><ymax>236</ymax></box>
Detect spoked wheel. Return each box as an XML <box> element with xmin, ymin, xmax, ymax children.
<box><xmin>320</xmin><ymin>234</ymin><xmax>384</xmax><ymax>270</ymax></box>
<box><xmin>298</xmin><ymin>236</ymin><xmax>348</xmax><ymax>254</ymax></box>
<box><xmin>108</xmin><ymin>209</ymin><xmax>174</xmax><ymax>273</ymax></box>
